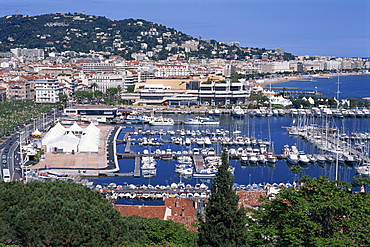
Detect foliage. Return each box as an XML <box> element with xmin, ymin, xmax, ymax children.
<box><xmin>0</xmin><ymin>180</ymin><xmax>124</xmax><ymax>246</ymax></box>
<box><xmin>74</xmin><ymin>90</ymin><xmax>92</xmax><ymax>100</ymax></box>
<box><xmin>0</xmin><ymin>99</ymin><xmax>57</xmax><ymax>137</ymax></box>
<box><xmin>197</xmin><ymin>149</ymin><xmax>248</xmax><ymax>246</ymax></box>
<box><xmin>247</xmin><ymin>92</ymin><xmax>269</xmax><ymax>107</ymax></box>
<box><xmin>58</xmin><ymin>93</ymin><xmax>68</xmax><ymax>104</ymax></box>
<box><xmin>347</xmin><ymin>98</ymin><xmax>366</xmax><ymax>108</ymax></box>
<box><xmin>0</xmin><ymin>180</ymin><xmax>196</xmax><ymax>247</ymax></box>
<box><xmin>0</xmin><ymin>13</ymin><xmax>289</xmax><ymax>60</ymax></box>
<box><xmin>126</xmin><ymin>85</ymin><xmax>135</xmax><ymax>93</ymax></box>
<box><xmin>246</xmin><ymin>176</ymin><xmax>370</xmax><ymax>246</ymax></box>
<box><xmin>106</xmin><ymin>87</ymin><xmax>119</xmax><ymax>96</ymax></box>
<box><xmin>119</xmin><ymin>216</ymin><xmax>197</xmax><ymax>247</ymax></box>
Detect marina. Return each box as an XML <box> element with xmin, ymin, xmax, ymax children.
<box><xmin>34</xmin><ymin>75</ymin><xmax>369</xmax><ymax>196</ymax></box>
<box><xmin>90</xmin><ymin>111</ymin><xmax>370</xmax><ymax>192</ymax></box>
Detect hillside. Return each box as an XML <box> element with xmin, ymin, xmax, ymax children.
<box><xmin>0</xmin><ymin>13</ymin><xmax>295</xmax><ymax>60</ymax></box>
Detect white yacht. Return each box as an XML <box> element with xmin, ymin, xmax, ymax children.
<box><xmin>149</xmin><ymin>117</ymin><xmax>174</xmax><ymax>126</ymax></box>
<box><xmin>184</xmin><ymin>117</ymin><xmax>219</xmax><ymax>125</ymax></box>
<box><xmin>231</xmin><ymin>106</ymin><xmax>245</xmax><ymax>118</ymax></box>
<box><xmin>355</xmin><ymin>163</ymin><xmax>370</xmax><ymax>176</ymax></box>
<box><xmin>287</xmin><ymin>153</ymin><xmax>299</xmax><ymax>165</ymax></box>
<box><xmin>298</xmin><ymin>152</ymin><xmax>310</xmax><ymax>164</ymax></box>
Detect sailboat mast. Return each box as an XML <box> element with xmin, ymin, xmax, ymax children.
<box><xmin>336</xmin><ymin>73</ymin><xmax>341</xmax><ymax>107</ymax></box>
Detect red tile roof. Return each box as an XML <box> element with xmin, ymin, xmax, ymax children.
<box><xmin>114</xmin><ymin>198</ymin><xmax>199</xmax><ymax>231</ymax></box>
<box><xmin>114</xmin><ymin>205</ymin><xmax>166</xmax><ymax>219</ymax></box>
<box><xmin>237</xmin><ymin>191</ymin><xmax>267</xmax><ymax>209</ymax></box>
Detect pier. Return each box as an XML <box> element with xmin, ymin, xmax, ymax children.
<box><xmin>134</xmin><ymin>156</ymin><xmax>141</xmax><ymax>177</ymax></box>
<box><xmin>124</xmin><ymin>140</ymin><xmax>132</xmax><ymax>153</ymax></box>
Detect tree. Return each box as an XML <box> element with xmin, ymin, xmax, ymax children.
<box><xmin>246</xmin><ymin>176</ymin><xmax>370</xmax><ymax>246</ymax></box>
<box><xmin>0</xmin><ymin>180</ymin><xmax>197</xmax><ymax>246</ymax></box>
<box><xmin>58</xmin><ymin>93</ymin><xmax>68</xmax><ymax>104</ymax></box>
<box><xmin>198</xmin><ymin>149</ymin><xmax>248</xmax><ymax>246</ymax></box>
<box><xmin>90</xmin><ymin>82</ymin><xmax>99</xmax><ymax>99</ymax></box>
<box><xmin>94</xmin><ymin>90</ymin><xmax>103</xmax><ymax>100</ymax></box>
<box><xmin>0</xmin><ymin>180</ymin><xmax>125</xmax><ymax>246</ymax></box>
<box><xmin>106</xmin><ymin>87</ymin><xmax>119</xmax><ymax>96</ymax></box>
<box><xmin>74</xmin><ymin>90</ymin><xmax>88</xmax><ymax>100</ymax></box>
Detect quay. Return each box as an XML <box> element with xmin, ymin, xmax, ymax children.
<box><xmin>100</xmin><ymin>172</ymin><xmax>134</xmax><ymax>177</ymax></box>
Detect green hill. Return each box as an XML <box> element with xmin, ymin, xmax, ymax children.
<box><xmin>0</xmin><ymin>13</ymin><xmax>295</xmax><ymax>60</ymax></box>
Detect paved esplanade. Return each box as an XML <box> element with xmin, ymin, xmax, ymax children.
<box><xmin>29</xmin><ymin>125</ymin><xmax>115</xmax><ymax>175</ymax></box>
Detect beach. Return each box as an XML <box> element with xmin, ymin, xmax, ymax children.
<box><xmin>257</xmin><ymin>72</ymin><xmax>370</xmax><ymax>88</ymax></box>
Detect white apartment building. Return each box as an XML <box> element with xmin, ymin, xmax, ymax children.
<box><xmin>82</xmin><ymin>63</ymin><xmax>115</xmax><ymax>73</ymax></box>
<box><xmin>154</xmin><ymin>64</ymin><xmax>189</xmax><ymax>77</ymax></box>
<box><xmin>324</xmin><ymin>60</ymin><xmax>342</xmax><ymax>70</ymax></box>
<box><xmin>196</xmin><ymin>78</ymin><xmax>249</xmax><ymax>105</ymax></box>
<box><xmin>256</xmin><ymin>61</ymin><xmax>292</xmax><ymax>73</ymax></box>
<box><xmin>35</xmin><ymin>78</ymin><xmax>64</xmax><ymax>103</ymax></box>
<box><xmin>10</xmin><ymin>48</ymin><xmax>44</xmax><ymax>61</ymax></box>
<box><xmin>87</xmin><ymin>74</ymin><xmax>123</xmax><ymax>93</ymax></box>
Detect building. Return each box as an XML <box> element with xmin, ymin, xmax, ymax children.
<box><xmin>82</xmin><ymin>63</ymin><xmax>116</xmax><ymax>73</ymax></box>
<box><xmin>38</xmin><ymin>68</ymin><xmax>73</xmax><ymax>77</ymax></box>
<box><xmin>114</xmin><ymin>198</ymin><xmax>198</xmax><ymax>231</ymax></box>
<box><xmin>86</xmin><ymin>74</ymin><xmax>124</xmax><ymax>93</ymax></box>
<box><xmin>114</xmin><ymin>191</ymin><xmax>267</xmax><ymax>232</ymax></box>
<box><xmin>154</xmin><ymin>64</ymin><xmax>189</xmax><ymax>77</ymax></box>
<box><xmin>0</xmin><ymin>86</ymin><xmax>7</xmax><ymax>102</ymax></box>
<box><xmin>5</xmin><ymin>80</ymin><xmax>32</xmax><ymax>100</ymax></box>
<box><xmin>190</xmin><ymin>78</ymin><xmax>250</xmax><ymax>105</ymax></box>
<box><xmin>63</xmin><ymin>105</ymin><xmax>118</xmax><ymax>122</ymax></box>
<box><xmin>34</xmin><ymin>78</ymin><xmax>64</xmax><ymax>103</ymax></box>
<box><xmin>223</xmin><ymin>64</ymin><xmax>236</xmax><ymax>77</ymax></box>
<box><xmin>10</xmin><ymin>48</ymin><xmax>44</xmax><ymax>61</ymax></box>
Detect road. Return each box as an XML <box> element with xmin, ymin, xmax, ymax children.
<box><xmin>1</xmin><ymin>109</ymin><xmax>61</xmax><ymax>182</ymax></box>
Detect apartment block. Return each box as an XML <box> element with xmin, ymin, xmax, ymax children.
<box><xmin>34</xmin><ymin>78</ymin><xmax>64</xmax><ymax>103</ymax></box>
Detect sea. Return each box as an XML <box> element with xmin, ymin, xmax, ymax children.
<box><xmin>272</xmin><ymin>74</ymin><xmax>370</xmax><ymax>100</ymax></box>
<box><xmin>90</xmin><ymin>74</ymin><xmax>370</xmax><ymax>193</ymax></box>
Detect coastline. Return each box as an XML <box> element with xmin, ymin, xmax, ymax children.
<box><xmin>257</xmin><ymin>72</ymin><xmax>370</xmax><ymax>88</ymax></box>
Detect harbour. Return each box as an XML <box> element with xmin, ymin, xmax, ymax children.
<box><xmin>89</xmin><ymin>75</ymin><xmax>370</xmax><ymax>193</ymax></box>
<box><xmin>88</xmin><ymin>114</ymin><xmax>368</xmax><ymax>192</ymax></box>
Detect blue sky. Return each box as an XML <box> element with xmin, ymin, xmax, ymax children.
<box><xmin>0</xmin><ymin>0</ymin><xmax>369</xmax><ymax>58</ymax></box>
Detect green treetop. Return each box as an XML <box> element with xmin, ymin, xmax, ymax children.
<box><xmin>246</xmin><ymin>176</ymin><xmax>370</xmax><ymax>246</ymax></box>
<box><xmin>197</xmin><ymin>148</ymin><xmax>248</xmax><ymax>247</ymax></box>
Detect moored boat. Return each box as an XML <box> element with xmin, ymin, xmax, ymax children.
<box><xmin>149</xmin><ymin>116</ymin><xmax>174</xmax><ymax>126</ymax></box>
<box><xmin>231</xmin><ymin>106</ymin><xmax>245</xmax><ymax>118</ymax></box>
<box><xmin>184</xmin><ymin>116</ymin><xmax>219</xmax><ymax>125</ymax></box>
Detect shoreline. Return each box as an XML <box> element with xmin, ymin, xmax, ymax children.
<box><xmin>257</xmin><ymin>72</ymin><xmax>370</xmax><ymax>88</ymax></box>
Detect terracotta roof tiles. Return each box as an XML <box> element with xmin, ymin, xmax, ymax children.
<box><xmin>114</xmin><ymin>205</ymin><xmax>166</xmax><ymax>219</ymax></box>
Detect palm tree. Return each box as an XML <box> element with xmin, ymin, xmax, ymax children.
<box><xmin>90</xmin><ymin>82</ymin><xmax>98</xmax><ymax>100</ymax></box>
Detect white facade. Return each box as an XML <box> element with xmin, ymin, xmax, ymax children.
<box><xmin>268</xmin><ymin>95</ymin><xmax>292</xmax><ymax>107</ymax></box>
<box><xmin>35</xmin><ymin>78</ymin><xmax>64</xmax><ymax>103</ymax></box>
<box><xmin>10</xmin><ymin>48</ymin><xmax>44</xmax><ymax>60</ymax></box>
<box><xmin>87</xmin><ymin>74</ymin><xmax>123</xmax><ymax>93</ymax></box>
<box><xmin>154</xmin><ymin>65</ymin><xmax>189</xmax><ymax>77</ymax></box>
